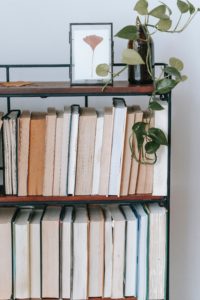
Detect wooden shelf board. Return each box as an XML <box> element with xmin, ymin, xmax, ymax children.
<box><xmin>43</xmin><ymin>298</ymin><xmax>137</xmax><ymax>300</ymax></box>
<box><xmin>0</xmin><ymin>81</ymin><xmax>154</xmax><ymax>97</ymax></box>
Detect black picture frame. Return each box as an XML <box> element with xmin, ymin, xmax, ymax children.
<box><xmin>69</xmin><ymin>23</ymin><xmax>113</xmax><ymax>86</ymax></box>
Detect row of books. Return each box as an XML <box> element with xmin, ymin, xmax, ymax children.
<box><xmin>0</xmin><ymin>203</ymin><xmax>167</xmax><ymax>300</ymax></box>
<box><xmin>0</xmin><ymin>98</ymin><xmax>168</xmax><ymax>197</ymax></box>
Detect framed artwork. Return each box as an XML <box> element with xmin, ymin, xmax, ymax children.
<box><xmin>70</xmin><ymin>23</ymin><xmax>113</xmax><ymax>86</ymax></box>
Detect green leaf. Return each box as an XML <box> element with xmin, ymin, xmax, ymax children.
<box><xmin>169</xmin><ymin>57</ymin><xmax>184</xmax><ymax>71</ymax></box>
<box><xmin>159</xmin><ymin>2</ymin><xmax>172</xmax><ymax>15</ymax></box>
<box><xmin>134</xmin><ymin>0</ymin><xmax>148</xmax><ymax>15</ymax></box>
<box><xmin>96</xmin><ymin>64</ymin><xmax>109</xmax><ymax>77</ymax></box>
<box><xmin>145</xmin><ymin>141</ymin><xmax>160</xmax><ymax>154</ymax></box>
<box><xmin>181</xmin><ymin>75</ymin><xmax>188</xmax><ymax>81</ymax></box>
<box><xmin>149</xmin><ymin>101</ymin><xmax>164</xmax><ymax>111</ymax></box>
<box><xmin>156</xmin><ymin>18</ymin><xmax>172</xmax><ymax>31</ymax></box>
<box><xmin>121</xmin><ymin>48</ymin><xmax>145</xmax><ymax>65</ymax></box>
<box><xmin>187</xmin><ymin>1</ymin><xmax>195</xmax><ymax>14</ymax></box>
<box><xmin>148</xmin><ymin>128</ymin><xmax>168</xmax><ymax>145</ymax></box>
<box><xmin>115</xmin><ymin>25</ymin><xmax>138</xmax><ymax>40</ymax></box>
<box><xmin>132</xmin><ymin>122</ymin><xmax>146</xmax><ymax>134</ymax></box>
<box><xmin>149</xmin><ymin>5</ymin><xmax>166</xmax><ymax>18</ymax></box>
<box><xmin>164</xmin><ymin>66</ymin><xmax>182</xmax><ymax>80</ymax></box>
<box><xmin>177</xmin><ymin>0</ymin><xmax>189</xmax><ymax>13</ymax></box>
<box><xmin>156</xmin><ymin>78</ymin><xmax>177</xmax><ymax>94</ymax></box>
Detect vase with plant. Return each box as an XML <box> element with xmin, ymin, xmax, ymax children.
<box><xmin>96</xmin><ymin>0</ymin><xmax>200</xmax><ymax>164</ymax></box>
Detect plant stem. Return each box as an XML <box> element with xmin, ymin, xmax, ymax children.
<box><xmin>102</xmin><ymin>65</ymin><xmax>128</xmax><ymax>91</ymax></box>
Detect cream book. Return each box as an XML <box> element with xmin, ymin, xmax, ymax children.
<box><xmin>88</xmin><ymin>206</ymin><xmax>104</xmax><ymax>297</ymax></box>
<box><xmin>61</xmin><ymin>206</ymin><xmax>73</xmax><ymax>299</ymax></box>
<box><xmin>53</xmin><ymin>111</ymin><xmax>63</xmax><ymax>196</ymax></box>
<box><xmin>75</xmin><ymin>108</ymin><xmax>97</xmax><ymax>195</ymax></box>
<box><xmin>72</xmin><ymin>207</ymin><xmax>89</xmax><ymax>300</ymax></box>
<box><xmin>99</xmin><ymin>107</ymin><xmax>113</xmax><ymax>195</ymax></box>
<box><xmin>0</xmin><ymin>207</ymin><xmax>16</xmax><ymax>300</ymax></box>
<box><xmin>42</xmin><ymin>206</ymin><xmax>61</xmax><ymax>298</ymax></box>
<box><xmin>3</xmin><ymin>118</ymin><xmax>12</xmax><ymax>194</ymax></box>
<box><xmin>108</xmin><ymin>98</ymin><xmax>127</xmax><ymax>196</ymax></box>
<box><xmin>43</xmin><ymin>108</ymin><xmax>57</xmax><ymax>196</ymax></box>
<box><xmin>13</xmin><ymin>209</ymin><xmax>32</xmax><ymax>299</ymax></box>
<box><xmin>30</xmin><ymin>209</ymin><xmax>43</xmax><ymax>299</ymax></box>
<box><xmin>18</xmin><ymin>111</ymin><xmax>30</xmax><ymax>196</ymax></box>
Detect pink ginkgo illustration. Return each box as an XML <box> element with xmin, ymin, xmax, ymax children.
<box><xmin>83</xmin><ymin>35</ymin><xmax>103</xmax><ymax>78</ymax></box>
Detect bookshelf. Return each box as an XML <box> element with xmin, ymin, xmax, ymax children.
<box><xmin>0</xmin><ymin>63</ymin><xmax>171</xmax><ymax>300</ymax></box>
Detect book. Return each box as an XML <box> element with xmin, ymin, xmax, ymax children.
<box><xmin>61</xmin><ymin>206</ymin><xmax>73</xmax><ymax>299</ymax></box>
<box><xmin>3</xmin><ymin>117</ymin><xmax>12</xmax><ymax>194</ymax></box>
<box><xmin>42</xmin><ymin>206</ymin><xmax>62</xmax><ymax>298</ymax></box>
<box><xmin>109</xmin><ymin>205</ymin><xmax>125</xmax><ymax>298</ymax></box>
<box><xmin>72</xmin><ymin>206</ymin><xmax>89</xmax><ymax>300</ymax></box>
<box><xmin>53</xmin><ymin>111</ymin><xmax>64</xmax><ymax>196</ymax></box>
<box><xmin>0</xmin><ymin>207</ymin><xmax>16</xmax><ymax>300</ymax></box>
<box><xmin>99</xmin><ymin>107</ymin><xmax>113</xmax><ymax>195</ymax></box>
<box><xmin>129</xmin><ymin>109</ymin><xmax>143</xmax><ymax>194</ymax></box>
<box><xmin>146</xmin><ymin>203</ymin><xmax>167</xmax><ymax>300</ymax></box>
<box><xmin>121</xmin><ymin>205</ymin><xmax>138</xmax><ymax>297</ymax></box>
<box><xmin>43</xmin><ymin>107</ymin><xmax>57</xmax><ymax>196</ymax></box>
<box><xmin>153</xmin><ymin>101</ymin><xmax>168</xmax><ymax>196</ymax></box>
<box><xmin>108</xmin><ymin>98</ymin><xmax>127</xmax><ymax>196</ymax></box>
<box><xmin>92</xmin><ymin>112</ymin><xmax>104</xmax><ymax>195</ymax></box>
<box><xmin>68</xmin><ymin>105</ymin><xmax>80</xmax><ymax>195</ymax></box>
<box><xmin>88</xmin><ymin>205</ymin><xmax>104</xmax><ymax>297</ymax></box>
<box><xmin>133</xmin><ymin>204</ymin><xmax>148</xmax><ymax>300</ymax></box>
<box><xmin>30</xmin><ymin>209</ymin><xmax>43</xmax><ymax>299</ymax></box>
<box><xmin>13</xmin><ymin>208</ymin><xmax>32</xmax><ymax>299</ymax></box>
<box><xmin>60</xmin><ymin>106</ymin><xmax>71</xmax><ymax>196</ymax></box>
<box><xmin>28</xmin><ymin>112</ymin><xmax>46</xmax><ymax>195</ymax></box>
<box><xmin>75</xmin><ymin>108</ymin><xmax>97</xmax><ymax>195</ymax></box>
<box><xmin>18</xmin><ymin>111</ymin><xmax>31</xmax><ymax>196</ymax></box>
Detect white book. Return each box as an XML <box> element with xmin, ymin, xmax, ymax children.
<box><xmin>53</xmin><ymin>111</ymin><xmax>64</xmax><ymax>196</ymax></box>
<box><xmin>92</xmin><ymin>112</ymin><xmax>104</xmax><ymax>195</ymax></box>
<box><xmin>133</xmin><ymin>204</ymin><xmax>148</xmax><ymax>300</ymax></box>
<box><xmin>68</xmin><ymin>105</ymin><xmax>80</xmax><ymax>195</ymax></box>
<box><xmin>108</xmin><ymin>98</ymin><xmax>127</xmax><ymax>196</ymax></box>
<box><xmin>121</xmin><ymin>205</ymin><xmax>138</xmax><ymax>297</ymax></box>
<box><xmin>61</xmin><ymin>206</ymin><xmax>73</xmax><ymax>299</ymax></box>
<box><xmin>43</xmin><ymin>108</ymin><xmax>57</xmax><ymax>196</ymax></box>
<box><xmin>153</xmin><ymin>101</ymin><xmax>168</xmax><ymax>196</ymax></box>
<box><xmin>13</xmin><ymin>209</ymin><xmax>32</xmax><ymax>299</ymax></box>
<box><xmin>88</xmin><ymin>206</ymin><xmax>104</xmax><ymax>297</ymax></box>
<box><xmin>72</xmin><ymin>207</ymin><xmax>89</xmax><ymax>300</ymax></box>
<box><xmin>60</xmin><ymin>106</ymin><xmax>71</xmax><ymax>196</ymax></box>
<box><xmin>42</xmin><ymin>206</ymin><xmax>61</xmax><ymax>298</ymax></box>
<box><xmin>103</xmin><ymin>206</ymin><xmax>113</xmax><ymax>298</ymax></box>
<box><xmin>30</xmin><ymin>209</ymin><xmax>43</xmax><ymax>299</ymax></box>
<box><xmin>3</xmin><ymin>119</ymin><xmax>12</xmax><ymax>194</ymax></box>
<box><xmin>0</xmin><ymin>207</ymin><xmax>16</xmax><ymax>300</ymax></box>
<box><xmin>147</xmin><ymin>203</ymin><xmax>167</xmax><ymax>300</ymax></box>
<box><xmin>109</xmin><ymin>205</ymin><xmax>125</xmax><ymax>299</ymax></box>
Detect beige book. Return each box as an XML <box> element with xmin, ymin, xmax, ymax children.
<box><xmin>28</xmin><ymin>112</ymin><xmax>46</xmax><ymax>195</ymax></box>
<box><xmin>13</xmin><ymin>209</ymin><xmax>32</xmax><ymax>299</ymax></box>
<box><xmin>42</xmin><ymin>206</ymin><xmax>61</xmax><ymax>298</ymax></box>
<box><xmin>18</xmin><ymin>111</ymin><xmax>31</xmax><ymax>196</ymax></box>
<box><xmin>43</xmin><ymin>108</ymin><xmax>57</xmax><ymax>196</ymax></box>
<box><xmin>75</xmin><ymin>108</ymin><xmax>97</xmax><ymax>195</ymax></box>
<box><xmin>99</xmin><ymin>107</ymin><xmax>113</xmax><ymax>195</ymax></box>
<box><xmin>120</xmin><ymin>106</ymin><xmax>140</xmax><ymax>196</ymax></box>
<box><xmin>129</xmin><ymin>109</ymin><xmax>143</xmax><ymax>194</ymax></box>
<box><xmin>30</xmin><ymin>209</ymin><xmax>43</xmax><ymax>299</ymax></box>
<box><xmin>72</xmin><ymin>207</ymin><xmax>89</xmax><ymax>300</ymax></box>
<box><xmin>88</xmin><ymin>206</ymin><xmax>104</xmax><ymax>297</ymax></box>
<box><xmin>0</xmin><ymin>207</ymin><xmax>16</xmax><ymax>300</ymax></box>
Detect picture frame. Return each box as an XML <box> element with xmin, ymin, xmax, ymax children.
<box><xmin>69</xmin><ymin>23</ymin><xmax>113</xmax><ymax>86</ymax></box>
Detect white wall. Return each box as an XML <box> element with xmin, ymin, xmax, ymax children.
<box><xmin>0</xmin><ymin>1</ymin><xmax>200</xmax><ymax>299</ymax></box>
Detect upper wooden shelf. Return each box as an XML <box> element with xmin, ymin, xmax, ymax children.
<box><xmin>0</xmin><ymin>81</ymin><xmax>154</xmax><ymax>97</ymax></box>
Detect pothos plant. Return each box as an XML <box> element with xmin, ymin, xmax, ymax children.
<box><xmin>96</xmin><ymin>0</ymin><xmax>200</xmax><ymax>164</ymax></box>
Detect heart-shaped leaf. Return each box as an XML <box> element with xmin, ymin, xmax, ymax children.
<box><xmin>156</xmin><ymin>18</ymin><xmax>172</xmax><ymax>31</ymax></box>
<box><xmin>122</xmin><ymin>48</ymin><xmax>145</xmax><ymax>65</ymax></box>
<box><xmin>149</xmin><ymin>5</ymin><xmax>166</xmax><ymax>18</ymax></box>
<box><xmin>96</xmin><ymin>64</ymin><xmax>109</xmax><ymax>77</ymax></box>
<box><xmin>164</xmin><ymin>66</ymin><xmax>182</xmax><ymax>80</ymax></box>
<box><xmin>177</xmin><ymin>0</ymin><xmax>189</xmax><ymax>13</ymax></box>
<box><xmin>156</xmin><ymin>78</ymin><xmax>177</xmax><ymax>94</ymax></box>
<box><xmin>187</xmin><ymin>0</ymin><xmax>195</xmax><ymax>14</ymax></box>
<box><xmin>159</xmin><ymin>2</ymin><xmax>172</xmax><ymax>15</ymax></box>
<box><xmin>181</xmin><ymin>75</ymin><xmax>188</xmax><ymax>81</ymax></box>
<box><xmin>134</xmin><ymin>0</ymin><xmax>148</xmax><ymax>15</ymax></box>
<box><xmin>132</xmin><ymin>122</ymin><xmax>146</xmax><ymax>134</ymax></box>
<box><xmin>145</xmin><ymin>141</ymin><xmax>160</xmax><ymax>154</ymax></box>
<box><xmin>148</xmin><ymin>127</ymin><xmax>168</xmax><ymax>145</ymax></box>
<box><xmin>149</xmin><ymin>101</ymin><xmax>164</xmax><ymax>111</ymax></box>
<box><xmin>115</xmin><ymin>25</ymin><xmax>138</xmax><ymax>40</ymax></box>
<box><xmin>169</xmin><ymin>57</ymin><xmax>184</xmax><ymax>71</ymax></box>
